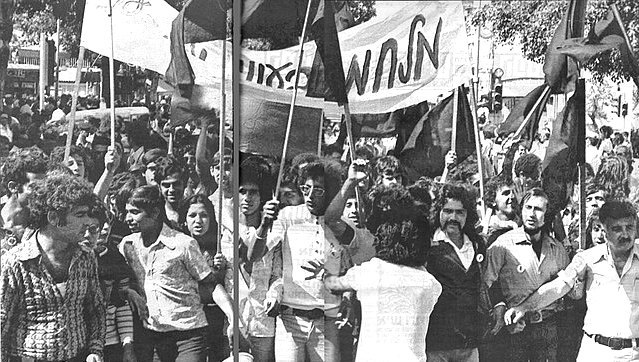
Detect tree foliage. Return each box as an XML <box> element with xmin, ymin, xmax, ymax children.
<box><xmin>471</xmin><ymin>0</ymin><xmax>639</xmax><ymax>84</ymax></box>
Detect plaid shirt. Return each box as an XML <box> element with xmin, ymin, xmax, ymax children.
<box><xmin>1</xmin><ymin>232</ymin><xmax>106</xmax><ymax>361</ymax></box>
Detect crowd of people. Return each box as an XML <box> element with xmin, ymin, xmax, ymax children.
<box><xmin>0</xmin><ymin>91</ymin><xmax>638</xmax><ymax>362</ymax></box>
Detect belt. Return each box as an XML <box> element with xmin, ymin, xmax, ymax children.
<box><xmin>585</xmin><ymin>332</ymin><xmax>639</xmax><ymax>350</ymax></box>
<box><xmin>524</xmin><ymin>309</ymin><xmax>557</xmax><ymax>324</ymax></box>
<box><xmin>281</xmin><ymin>305</ymin><xmax>324</xmax><ymax>320</ymax></box>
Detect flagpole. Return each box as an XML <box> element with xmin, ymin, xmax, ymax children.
<box><xmin>317</xmin><ymin>111</ymin><xmax>324</xmax><ymax>156</ymax></box>
<box><xmin>64</xmin><ymin>46</ymin><xmax>86</xmax><ymax>163</ymax></box>
<box><xmin>512</xmin><ymin>84</ymin><xmax>551</xmax><ymax>141</ymax></box>
<box><xmin>611</xmin><ymin>4</ymin><xmax>639</xmax><ymax>88</ymax></box>
<box><xmin>343</xmin><ymin>103</ymin><xmax>365</xmax><ymax>224</ymax></box>
<box><xmin>468</xmin><ymin>80</ymin><xmax>486</xmax><ymax>214</ymax></box>
<box><xmin>217</xmin><ymin>32</ymin><xmax>228</xmax><ymax>255</ymax></box>
<box><xmin>108</xmin><ymin>0</ymin><xmax>116</xmax><ymax>148</ymax></box>
<box><xmin>441</xmin><ymin>87</ymin><xmax>459</xmax><ymax>184</ymax></box>
<box><xmin>274</xmin><ymin>0</ymin><xmax>313</xmax><ymax>196</ymax></box>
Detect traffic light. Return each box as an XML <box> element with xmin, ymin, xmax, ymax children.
<box><xmin>622</xmin><ymin>103</ymin><xmax>628</xmax><ymax>117</ymax></box>
<box><xmin>493</xmin><ymin>84</ymin><xmax>503</xmax><ymax>112</ymax></box>
<box><xmin>46</xmin><ymin>39</ymin><xmax>56</xmax><ymax>86</ymax></box>
<box><xmin>612</xmin><ymin>95</ymin><xmax>622</xmax><ymax>116</ymax></box>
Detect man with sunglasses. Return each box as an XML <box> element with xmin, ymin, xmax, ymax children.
<box><xmin>253</xmin><ymin>159</ymin><xmax>348</xmax><ymax>362</ymax></box>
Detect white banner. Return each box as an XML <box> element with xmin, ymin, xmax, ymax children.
<box><xmin>241</xmin><ymin>1</ymin><xmax>472</xmax><ymax>114</ymax></box>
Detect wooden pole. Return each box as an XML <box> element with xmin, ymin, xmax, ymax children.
<box><xmin>317</xmin><ymin>111</ymin><xmax>324</xmax><ymax>156</ymax></box>
<box><xmin>343</xmin><ymin>103</ymin><xmax>365</xmax><ymax>224</ymax></box>
<box><xmin>64</xmin><ymin>47</ymin><xmax>86</xmax><ymax>163</ymax></box>
<box><xmin>273</xmin><ymin>0</ymin><xmax>313</xmax><ymax>196</ymax></box>
<box><xmin>217</xmin><ymin>33</ymin><xmax>228</xmax><ymax>255</ymax></box>
<box><xmin>108</xmin><ymin>0</ymin><xmax>116</xmax><ymax>148</ymax></box>
<box><xmin>451</xmin><ymin>86</ymin><xmax>459</xmax><ymax>152</ymax></box>
<box><xmin>167</xmin><ymin>131</ymin><xmax>174</xmax><ymax>155</ymax></box>
<box><xmin>39</xmin><ymin>33</ymin><xmax>47</xmax><ymax>110</ymax></box>
<box><xmin>469</xmin><ymin>80</ymin><xmax>486</xmax><ymax>214</ymax></box>
<box><xmin>54</xmin><ymin>18</ymin><xmax>61</xmax><ymax>100</ymax></box>
<box><xmin>578</xmin><ymin>162</ymin><xmax>586</xmax><ymax>250</ymax></box>
<box><xmin>232</xmin><ymin>1</ymin><xmax>241</xmax><ymax>360</ymax></box>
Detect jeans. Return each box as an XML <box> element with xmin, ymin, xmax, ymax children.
<box><xmin>509</xmin><ymin>317</ymin><xmax>558</xmax><ymax>362</ymax></box>
<box><xmin>274</xmin><ymin>309</ymin><xmax>340</xmax><ymax>362</ymax></box>
<box><xmin>136</xmin><ymin>326</ymin><xmax>208</xmax><ymax>362</ymax></box>
<box><xmin>426</xmin><ymin>348</ymin><xmax>479</xmax><ymax>362</ymax></box>
<box><xmin>249</xmin><ymin>336</ymin><xmax>275</xmax><ymax>362</ymax></box>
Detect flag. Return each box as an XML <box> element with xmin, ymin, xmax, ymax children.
<box><xmin>399</xmin><ymin>86</ymin><xmax>475</xmax><ymax>181</ymax></box>
<box><xmin>307</xmin><ymin>0</ymin><xmax>349</xmax><ymax>104</ymax></box>
<box><xmin>496</xmin><ymin>84</ymin><xmax>551</xmax><ymax>140</ymax></box>
<box><xmin>239</xmin><ymin>97</ymin><xmax>323</xmax><ymax>158</ymax></box>
<box><xmin>542</xmin><ymin>78</ymin><xmax>585</xmax><ymax>216</ymax></box>
<box><xmin>165</xmin><ymin>0</ymin><xmax>230</xmax><ymax>98</ymax></box>
<box><xmin>556</xmin><ymin>6</ymin><xmax>639</xmax><ymax>88</ymax></box>
<box><xmin>543</xmin><ymin>0</ymin><xmax>586</xmax><ymax>94</ymax></box>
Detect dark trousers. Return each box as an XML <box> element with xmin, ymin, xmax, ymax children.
<box><xmin>204</xmin><ymin>305</ymin><xmax>230</xmax><ymax>362</ymax></box>
<box><xmin>136</xmin><ymin>326</ymin><xmax>208</xmax><ymax>362</ymax></box>
<box><xmin>509</xmin><ymin>317</ymin><xmax>558</xmax><ymax>362</ymax></box>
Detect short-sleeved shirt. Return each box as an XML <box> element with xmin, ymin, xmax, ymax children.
<box><xmin>119</xmin><ymin>224</ymin><xmax>212</xmax><ymax>332</ymax></box>
<box><xmin>345</xmin><ymin>219</ymin><xmax>375</xmax><ymax>266</ymax></box>
<box><xmin>484</xmin><ymin>227</ymin><xmax>570</xmax><ymax>308</ymax></box>
<box><xmin>342</xmin><ymin>258</ymin><xmax>442</xmax><ymax>362</ymax></box>
<box><xmin>558</xmin><ymin>243</ymin><xmax>639</xmax><ymax>339</ymax></box>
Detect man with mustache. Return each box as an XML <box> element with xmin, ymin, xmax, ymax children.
<box><xmin>426</xmin><ymin>184</ymin><xmax>488</xmax><ymax>362</ymax></box>
<box><xmin>504</xmin><ymin>200</ymin><xmax>639</xmax><ymax>361</ymax></box>
<box><xmin>483</xmin><ymin>188</ymin><xmax>569</xmax><ymax>362</ymax></box>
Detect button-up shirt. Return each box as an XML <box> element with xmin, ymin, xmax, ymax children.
<box><xmin>484</xmin><ymin>227</ymin><xmax>569</xmax><ymax>308</ymax></box>
<box><xmin>433</xmin><ymin>228</ymin><xmax>475</xmax><ymax>271</ymax></box>
<box><xmin>558</xmin><ymin>243</ymin><xmax>639</xmax><ymax>338</ymax></box>
<box><xmin>266</xmin><ymin>205</ymin><xmax>345</xmax><ymax>315</ymax></box>
<box><xmin>119</xmin><ymin>224</ymin><xmax>212</xmax><ymax>332</ymax></box>
<box><xmin>1</xmin><ymin>232</ymin><xmax>106</xmax><ymax>361</ymax></box>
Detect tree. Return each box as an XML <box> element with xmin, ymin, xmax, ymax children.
<box><xmin>471</xmin><ymin>0</ymin><xmax>639</xmax><ymax>84</ymax></box>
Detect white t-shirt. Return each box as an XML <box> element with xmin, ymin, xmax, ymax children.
<box><xmin>342</xmin><ymin>258</ymin><xmax>442</xmax><ymax>362</ymax></box>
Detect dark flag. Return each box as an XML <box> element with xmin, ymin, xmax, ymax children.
<box><xmin>557</xmin><ymin>6</ymin><xmax>639</xmax><ymax>88</ymax></box>
<box><xmin>165</xmin><ymin>0</ymin><xmax>230</xmax><ymax>98</ymax></box>
<box><xmin>496</xmin><ymin>84</ymin><xmax>551</xmax><ymax>141</ymax></box>
<box><xmin>542</xmin><ymin>78</ymin><xmax>585</xmax><ymax>215</ymax></box>
<box><xmin>543</xmin><ymin>0</ymin><xmax>586</xmax><ymax>94</ymax></box>
<box><xmin>399</xmin><ymin>86</ymin><xmax>475</xmax><ymax>181</ymax></box>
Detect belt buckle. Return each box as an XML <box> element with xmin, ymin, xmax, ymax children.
<box><xmin>609</xmin><ymin>338</ymin><xmax>624</xmax><ymax>350</ymax></box>
<box><xmin>529</xmin><ymin>310</ymin><xmax>543</xmax><ymax>324</ymax></box>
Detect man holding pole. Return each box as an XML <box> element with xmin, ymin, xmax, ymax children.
<box><xmin>504</xmin><ymin>199</ymin><xmax>639</xmax><ymax>361</ymax></box>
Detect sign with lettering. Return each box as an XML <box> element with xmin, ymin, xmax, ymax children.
<box><xmin>237</xmin><ymin>1</ymin><xmax>471</xmax><ymax>114</ymax></box>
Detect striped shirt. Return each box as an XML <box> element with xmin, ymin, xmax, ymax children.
<box><xmin>1</xmin><ymin>232</ymin><xmax>106</xmax><ymax>360</ymax></box>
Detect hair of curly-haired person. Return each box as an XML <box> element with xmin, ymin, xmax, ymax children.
<box><xmin>372</xmin><ymin>155</ymin><xmax>405</xmax><ymax>185</ymax></box>
<box><xmin>49</xmin><ymin>145</ymin><xmax>93</xmax><ymax>173</ymax></box>
<box><xmin>240</xmin><ymin>156</ymin><xmax>274</xmax><ymax>205</ymax></box>
<box><xmin>432</xmin><ymin>183</ymin><xmax>482</xmax><ymax>246</ymax></box>
<box><xmin>366</xmin><ymin>183</ymin><xmax>417</xmax><ymax>234</ymax></box>
<box><xmin>484</xmin><ymin>175</ymin><xmax>514</xmax><ymax>209</ymax></box>
<box><xmin>598</xmin><ymin>199</ymin><xmax>637</xmax><ymax>226</ymax></box>
<box><xmin>26</xmin><ymin>173</ymin><xmax>95</xmax><ymax>229</ymax></box>
<box><xmin>585</xmin><ymin>208</ymin><xmax>603</xmax><ymax>250</ymax></box>
<box><xmin>153</xmin><ymin>156</ymin><xmax>185</xmax><ymax>185</ymax></box>
<box><xmin>0</xmin><ymin>146</ymin><xmax>48</xmax><ymax>192</ymax></box>
<box><xmin>373</xmin><ymin>219</ymin><xmax>429</xmax><ymax>267</ymax></box>
<box><xmin>514</xmin><ymin>153</ymin><xmax>541</xmax><ymax>180</ymax></box>
<box><xmin>298</xmin><ymin>159</ymin><xmax>344</xmax><ymax>210</ymax></box>
<box><xmin>594</xmin><ymin>156</ymin><xmax>630</xmax><ymax>199</ymax></box>
<box><xmin>108</xmin><ymin>172</ymin><xmax>146</xmax><ymax>222</ymax></box>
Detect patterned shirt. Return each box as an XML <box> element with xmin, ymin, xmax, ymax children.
<box><xmin>1</xmin><ymin>232</ymin><xmax>106</xmax><ymax>361</ymax></box>
<box><xmin>265</xmin><ymin>205</ymin><xmax>348</xmax><ymax>316</ymax></box>
<box><xmin>558</xmin><ymin>243</ymin><xmax>639</xmax><ymax>338</ymax></box>
<box><xmin>119</xmin><ymin>224</ymin><xmax>212</xmax><ymax>332</ymax></box>
<box><xmin>484</xmin><ymin>227</ymin><xmax>570</xmax><ymax>309</ymax></box>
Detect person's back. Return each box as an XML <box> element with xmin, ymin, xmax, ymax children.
<box><xmin>345</xmin><ymin>257</ymin><xmax>441</xmax><ymax>362</ymax></box>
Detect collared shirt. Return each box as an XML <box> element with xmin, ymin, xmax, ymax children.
<box><xmin>1</xmin><ymin>232</ymin><xmax>106</xmax><ymax>360</ymax></box>
<box><xmin>119</xmin><ymin>224</ymin><xmax>212</xmax><ymax>332</ymax></box>
<box><xmin>484</xmin><ymin>227</ymin><xmax>569</xmax><ymax>308</ymax></box>
<box><xmin>265</xmin><ymin>204</ymin><xmax>346</xmax><ymax>315</ymax></box>
<box><xmin>558</xmin><ymin>243</ymin><xmax>639</xmax><ymax>338</ymax></box>
<box><xmin>433</xmin><ymin>228</ymin><xmax>475</xmax><ymax>271</ymax></box>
